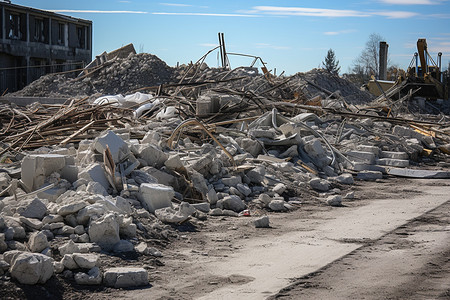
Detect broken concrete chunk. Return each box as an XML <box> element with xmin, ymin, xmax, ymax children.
<box><xmin>112</xmin><ymin>240</ymin><xmax>134</xmax><ymax>253</ymax></box>
<box><xmin>78</xmin><ymin>164</ymin><xmax>110</xmax><ymax>191</ymax></box>
<box><xmin>155</xmin><ymin>207</ymin><xmax>189</xmax><ymax>223</ymax></box>
<box><xmin>53</xmin><ymin>261</ymin><xmax>64</xmax><ymax>274</ymax></box>
<box><xmin>20</xmin><ymin>198</ymin><xmax>47</xmax><ymax>220</ymax></box>
<box><xmin>28</xmin><ymin>231</ymin><xmax>49</xmax><ymax>253</ymax></box>
<box><xmin>376</xmin><ymin>158</ymin><xmax>409</xmax><ymax>168</ymax></box>
<box><xmin>219</xmin><ymin>195</ymin><xmax>246</xmax><ymax>213</ymax></box>
<box><xmin>73</xmin><ymin>253</ymin><xmax>99</xmax><ymax>269</ymax></box>
<box><xmin>269</xmin><ymin>199</ymin><xmax>286</xmax><ymax>211</ymax></box>
<box><xmin>76</xmin><ymin>204</ymin><xmax>107</xmax><ymax>225</ymax></box>
<box><xmin>357</xmin><ymin>145</ymin><xmax>380</xmax><ymax>156</ymax></box>
<box><xmin>88</xmin><ymin>213</ymin><xmax>120</xmax><ymax>251</ymax></box>
<box><xmin>138</xmin><ymin>183</ymin><xmax>174</xmax><ymax>213</ymax></box>
<box><xmin>246</xmin><ymin>166</ymin><xmax>265</xmax><ymax>184</ymax></box>
<box><xmin>0</xmin><ymin>233</ymin><xmax>7</xmax><ymax>253</ymax></box>
<box><xmin>21</xmin><ymin>154</ymin><xmax>68</xmax><ymax>191</ymax></box>
<box><xmin>222</xmin><ymin>176</ymin><xmax>242</xmax><ymax>188</ymax></box>
<box><xmin>192</xmin><ymin>203</ymin><xmax>210</xmax><ymax>213</ymax></box>
<box><xmin>309</xmin><ymin>178</ymin><xmax>331</xmax><ymax>192</ymax></box>
<box><xmin>164</xmin><ymin>154</ymin><xmax>185</xmax><ymax>171</ymax></box>
<box><xmin>103</xmin><ymin>267</ymin><xmax>148</xmax><ymax>288</ymax></box>
<box><xmin>75</xmin><ymin>267</ymin><xmax>102</xmax><ymax>285</ymax></box>
<box><xmin>239</xmin><ymin>138</ymin><xmax>262</xmax><ymax>157</ymax></box>
<box><xmin>138</xmin><ymin>144</ymin><xmax>168</xmax><ymax>168</ymax></box>
<box><xmin>357</xmin><ymin>171</ymin><xmax>383</xmax><ymax>181</ymax></box>
<box><xmin>272</xmin><ymin>183</ymin><xmax>287</xmax><ymax>195</ymax></box>
<box><xmin>335</xmin><ymin>173</ymin><xmax>354</xmax><ymax>185</ymax></box>
<box><xmin>94</xmin><ymin>130</ymin><xmax>129</xmax><ymax>163</ymax></box>
<box><xmin>258</xmin><ymin>194</ymin><xmax>272</xmax><ymax>207</ymax></box>
<box><xmin>10</xmin><ymin>252</ymin><xmax>54</xmax><ymax>284</ymax></box>
<box><xmin>19</xmin><ymin>216</ymin><xmax>42</xmax><ymax>230</ymax></box>
<box><xmin>57</xmin><ymin>201</ymin><xmax>87</xmax><ymax>216</ymax></box>
<box><xmin>59</xmin><ymin>240</ymin><xmax>81</xmax><ymax>256</ymax></box>
<box><xmin>62</xmin><ymin>254</ymin><xmax>78</xmax><ymax>270</ymax></box>
<box><xmin>190</xmin><ymin>170</ymin><xmax>209</xmax><ymax>197</ymax></box>
<box><xmin>254</xmin><ymin>216</ymin><xmax>270</xmax><ymax>228</ymax></box>
<box><xmin>346</xmin><ymin>151</ymin><xmax>376</xmax><ymax>165</ymax></box>
<box><xmin>380</xmin><ymin>151</ymin><xmax>408</xmax><ymax>160</ymax></box>
<box><xmin>326</xmin><ymin>195</ymin><xmax>342</xmax><ymax>206</ymax></box>
<box><xmin>304</xmin><ymin>139</ymin><xmax>325</xmax><ymax>158</ymax></box>
<box><xmin>86</xmin><ymin>181</ymin><xmax>108</xmax><ymax>196</ymax></box>
<box><xmin>207</xmin><ymin>188</ymin><xmax>218</xmax><ymax>205</ymax></box>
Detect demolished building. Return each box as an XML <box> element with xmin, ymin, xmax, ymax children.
<box><xmin>0</xmin><ymin>45</ymin><xmax>448</xmax><ymax>296</ymax></box>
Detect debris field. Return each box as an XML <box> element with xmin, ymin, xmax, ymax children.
<box><xmin>0</xmin><ymin>48</ymin><xmax>449</xmax><ymax>297</ymax></box>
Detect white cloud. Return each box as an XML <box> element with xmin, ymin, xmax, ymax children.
<box><xmin>118</xmin><ymin>1</ymin><xmax>131</xmax><ymax>3</ymax></box>
<box><xmin>160</xmin><ymin>3</ymin><xmax>192</xmax><ymax>7</ymax></box>
<box><xmin>428</xmin><ymin>13</ymin><xmax>450</xmax><ymax>18</ymax></box>
<box><xmin>252</xmin><ymin>6</ymin><xmax>418</xmax><ymax>19</ymax></box>
<box><xmin>152</xmin><ymin>12</ymin><xmax>258</xmax><ymax>17</ymax></box>
<box><xmin>379</xmin><ymin>0</ymin><xmax>443</xmax><ymax>4</ymax></box>
<box><xmin>323</xmin><ymin>29</ymin><xmax>356</xmax><ymax>35</ymax></box>
<box><xmin>50</xmin><ymin>9</ymin><xmax>147</xmax><ymax>14</ymax></box>
<box><xmin>253</xmin><ymin>6</ymin><xmax>370</xmax><ymax>17</ymax></box>
<box><xmin>371</xmin><ymin>11</ymin><xmax>419</xmax><ymax>18</ymax></box>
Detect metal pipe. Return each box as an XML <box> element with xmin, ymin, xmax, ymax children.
<box><xmin>218</xmin><ymin>32</ymin><xmax>224</xmax><ymax>68</ymax></box>
<box><xmin>438</xmin><ymin>52</ymin><xmax>442</xmax><ymax>70</ymax></box>
<box><xmin>414</xmin><ymin>53</ymin><xmax>419</xmax><ymax>76</ymax></box>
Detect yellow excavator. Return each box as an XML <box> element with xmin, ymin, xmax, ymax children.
<box><xmin>367</xmin><ymin>38</ymin><xmax>448</xmax><ymax>100</ymax></box>
<box><xmin>405</xmin><ymin>38</ymin><xmax>448</xmax><ymax>100</ymax></box>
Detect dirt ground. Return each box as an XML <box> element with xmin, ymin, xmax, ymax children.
<box><xmin>1</xmin><ymin>177</ymin><xmax>449</xmax><ymax>300</ymax></box>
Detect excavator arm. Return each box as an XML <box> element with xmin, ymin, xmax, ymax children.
<box><xmin>417</xmin><ymin>38</ymin><xmax>427</xmax><ymax>75</ymax></box>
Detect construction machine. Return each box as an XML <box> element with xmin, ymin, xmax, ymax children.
<box><xmin>367</xmin><ymin>38</ymin><xmax>448</xmax><ymax>100</ymax></box>
<box><xmin>405</xmin><ymin>38</ymin><xmax>448</xmax><ymax>100</ymax></box>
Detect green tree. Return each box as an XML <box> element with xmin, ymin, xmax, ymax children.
<box><xmin>322</xmin><ymin>49</ymin><xmax>341</xmax><ymax>75</ymax></box>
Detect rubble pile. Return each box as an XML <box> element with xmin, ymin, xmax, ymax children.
<box><xmin>12</xmin><ymin>53</ymin><xmax>175</xmax><ymax>98</ymax></box>
<box><xmin>0</xmin><ymin>50</ymin><xmax>449</xmax><ymax>293</ymax></box>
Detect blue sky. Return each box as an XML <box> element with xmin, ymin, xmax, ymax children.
<box><xmin>12</xmin><ymin>0</ymin><xmax>450</xmax><ymax>75</ymax></box>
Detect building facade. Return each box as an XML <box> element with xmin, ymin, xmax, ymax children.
<box><xmin>0</xmin><ymin>2</ymin><xmax>92</xmax><ymax>93</ymax></box>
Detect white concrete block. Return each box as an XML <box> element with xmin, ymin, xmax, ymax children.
<box><xmin>103</xmin><ymin>267</ymin><xmax>148</xmax><ymax>288</ymax></box>
<box><xmin>380</xmin><ymin>151</ymin><xmax>409</xmax><ymax>160</ymax></box>
<box><xmin>21</xmin><ymin>154</ymin><xmax>68</xmax><ymax>191</ymax></box>
<box><xmin>376</xmin><ymin>158</ymin><xmax>409</xmax><ymax>168</ymax></box>
<box><xmin>94</xmin><ymin>130</ymin><xmax>129</xmax><ymax>163</ymax></box>
<box><xmin>73</xmin><ymin>253</ymin><xmax>99</xmax><ymax>269</ymax></box>
<box><xmin>346</xmin><ymin>151</ymin><xmax>376</xmax><ymax>164</ymax></box>
<box><xmin>28</xmin><ymin>231</ymin><xmax>49</xmax><ymax>253</ymax></box>
<box><xmin>78</xmin><ymin>164</ymin><xmax>110</xmax><ymax>191</ymax></box>
<box><xmin>10</xmin><ymin>252</ymin><xmax>54</xmax><ymax>284</ymax></box>
<box><xmin>138</xmin><ymin>183</ymin><xmax>174</xmax><ymax>213</ymax></box>
<box><xmin>88</xmin><ymin>213</ymin><xmax>120</xmax><ymax>251</ymax></box>
<box><xmin>357</xmin><ymin>145</ymin><xmax>380</xmax><ymax>156</ymax></box>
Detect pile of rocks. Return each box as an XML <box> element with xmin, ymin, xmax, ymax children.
<box><xmin>12</xmin><ymin>53</ymin><xmax>175</xmax><ymax>98</ymax></box>
<box><xmin>0</xmin><ymin>101</ymin><xmax>448</xmax><ymax>287</ymax></box>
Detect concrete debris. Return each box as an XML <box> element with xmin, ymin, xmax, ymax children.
<box><xmin>0</xmin><ymin>47</ymin><xmax>448</xmax><ymax>291</ymax></box>
<box><xmin>74</xmin><ymin>267</ymin><xmax>103</xmax><ymax>285</ymax></box>
<box><xmin>28</xmin><ymin>231</ymin><xmax>49</xmax><ymax>253</ymax></box>
<box><xmin>254</xmin><ymin>216</ymin><xmax>270</xmax><ymax>228</ymax></box>
<box><xmin>326</xmin><ymin>195</ymin><xmax>342</xmax><ymax>207</ymax></box>
<box><xmin>88</xmin><ymin>213</ymin><xmax>120</xmax><ymax>251</ymax></box>
<box><xmin>10</xmin><ymin>252</ymin><xmax>54</xmax><ymax>284</ymax></box>
<box><xmin>103</xmin><ymin>267</ymin><xmax>149</xmax><ymax>288</ymax></box>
